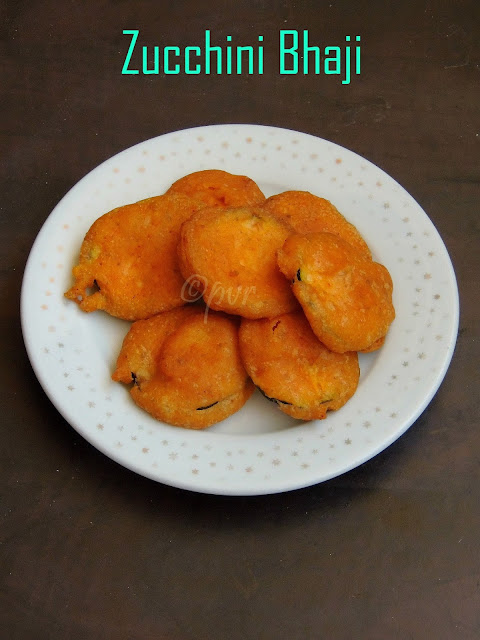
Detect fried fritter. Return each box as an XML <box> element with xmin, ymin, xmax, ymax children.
<box><xmin>112</xmin><ymin>306</ymin><xmax>254</xmax><ymax>429</ymax></box>
<box><xmin>64</xmin><ymin>194</ymin><xmax>202</xmax><ymax>321</ymax></box>
<box><xmin>167</xmin><ymin>169</ymin><xmax>265</xmax><ymax>208</ymax></box>
<box><xmin>361</xmin><ymin>336</ymin><xmax>386</xmax><ymax>353</ymax></box>
<box><xmin>239</xmin><ymin>311</ymin><xmax>359</xmax><ymax>421</ymax></box>
<box><xmin>178</xmin><ymin>206</ymin><xmax>298</xmax><ymax>318</ymax></box>
<box><xmin>277</xmin><ymin>232</ymin><xmax>395</xmax><ymax>353</ymax></box>
<box><xmin>262</xmin><ymin>191</ymin><xmax>371</xmax><ymax>257</ymax></box>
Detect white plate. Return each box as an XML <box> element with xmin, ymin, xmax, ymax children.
<box><xmin>21</xmin><ymin>125</ymin><xmax>459</xmax><ymax>495</ymax></box>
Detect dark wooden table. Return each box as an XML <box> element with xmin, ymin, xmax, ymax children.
<box><xmin>2</xmin><ymin>1</ymin><xmax>479</xmax><ymax>638</ymax></box>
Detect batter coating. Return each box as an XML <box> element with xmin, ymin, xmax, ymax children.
<box><xmin>277</xmin><ymin>232</ymin><xmax>395</xmax><ymax>353</ymax></box>
<box><xmin>112</xmin><ymin>307</ymin><xmax>254</xmax><ymax>429</ymax></box>
<box><xmin>64</xmin><ymin>194</ymin><xmax>202</xmax><ymax>321</ymax></box>
<box><xmin>239</xmin><ymin>312</ymin><xmax>360</xmax><ymax>421</ymax></box>
<box><xmin>167</xmin><ymin>169</ymin><xmax>265</xmax><ymax>208</ymax></box>
<box><xmin>179</xmin><ymin>206</ymin><xmax>298</xmax><ymax>318</ymax></box>
<box><xmin>263</xmin><ymin>191</ymin><xmax>371</xmax><ymax>257</ymax></box>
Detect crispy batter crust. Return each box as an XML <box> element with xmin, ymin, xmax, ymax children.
<box><xmin>361</xmin><ymin>336</ymin><xmax>386</xmax><ymax>353</ymax></box>
<box><xmin>263</xmin><ymin>191</ymin><xmax>371</xmax><ymax>257</ymax></box>
<box><xmin>167</xmin><ymin>169</ymin><xmax>265</xmax><ymax>208</ymax></box>
<box><xmin>179</xmin><ymin>206</ymin><xmax>298</xmax><ymax>318</ymax></box>
<box><xmin>112</xmin><ymin>307</ymin><xmax>254</xmax><ymax>429</ymax></box>
<box><xmin>64</xmin><ymin>194</ymin><xmax>202</xmax><ymax>321</ymax></box>
<box><xmin>239</xmin><ymin>312</ymin><xmax>360</xmax><ymax>420</ymax></box>
<box><xmin>277</xmin><ymin>232</ymin><xmax>395</xmax><ymax>353</ymax></box>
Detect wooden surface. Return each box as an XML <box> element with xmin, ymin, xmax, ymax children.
<box><xmin>2</xmin><ymin>1</ymin><xmax>479</xmax><ymax>638</ymax></box>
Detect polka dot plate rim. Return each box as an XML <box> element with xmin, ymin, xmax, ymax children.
<box><xmin>21</xmin><ymin>124</ymin><xmax>459</xmax><ymax>496</ymax></box>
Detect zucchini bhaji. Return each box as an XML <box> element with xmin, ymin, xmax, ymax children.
<box><xmin>64</xmin><ymin>194</ymin><xmax>202</xmax><ymax>321</ymax></box>
<box><xmin>239</xmin><ymin>311</ymin><xmax>360</xmax><ymax>421</ymax></box>
<box><xmin>112</xmin><ymin>307</ymin><xmax>254</xmax><ymax>429</ymax></box>
<box><xmin>64</xmin><ymin>168</ymin><xmax>394</xmax><ymax>430</ymax></box>
<box><xmin>277</xmin><ymin>231</ymin><xmax>395</xmax><ymax>353</ymax></box>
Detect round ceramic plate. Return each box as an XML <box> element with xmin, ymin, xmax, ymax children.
<box><xmin>21</xmin><ymin>124</ymin><xmax>459</xmax><ymax>495</ymax></box>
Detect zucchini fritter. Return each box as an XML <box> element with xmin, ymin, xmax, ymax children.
<box><xmin>167</xmin><ymin>169</ymin><xmax>265</xmax><ymax>208</ymax></box>
<box><xmin>64</xmin><ymin>194</ymin><xmax>202</xmax><ymax>321</ymax></box>
<box><xmin>277</xmin><ymin>232</ymin><xmax>395</xmax><ymax>353</ymax></box>
<box><xmin>179</xmin><ymin>206</ymin><xmax>298</xmax><ymax>318</ymax></box>
<box><xmin>239</xmin><ymin>312</ymin><xmax>359</xmax><ymax>421</ymax></box>
<box><xmin>112</xmin><ymin>307</ymin><xmax>254</xmax><ymax>429</ymax></box>
<box><xmin>263</xmin><ymin>191</ymin><xmax>371</xmax><ymax>258</ymax></box>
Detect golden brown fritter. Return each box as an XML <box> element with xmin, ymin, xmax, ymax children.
<box><xmin>64</xmin><ymin>194</ymin><xmax>202</xmax><ymax>321</ymax></box>
<box><xmin>112</xmin><ymin>307</ymin><xmax>254</xmax><ymax>429</ymax></box>
<box><xmin>167</xmin><ymin>169</ymin><xmax>265</xmax><ymax>208</ymax></box>
<box><xmin>262</xmin><ymin>191</ymin><xmax>371</xmax><ymax>257</ymax></box>
<box><xmin>239</xmin><ymin>312</ymin><xmax>360</xmax><ymax>421</ymax></box>
<box><xmin>178</xmin><ymin>206</ymin><xmax>298</xmax><ymax>318</ymax></box>
<box><xmin>277</xmin><ymin>232</ymin><xmax>395</xmax><ymax>353</ymax></box>
<box><xmin>361</xmin><ymin>336</ymin><xmax>386</xmax><ymax>353</ymax></box>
